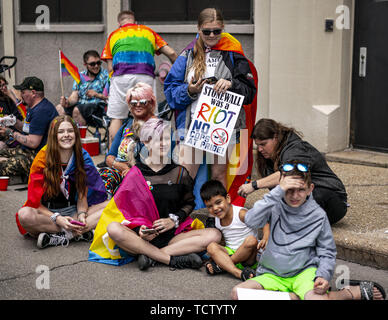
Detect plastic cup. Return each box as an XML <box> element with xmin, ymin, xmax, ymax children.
<box><xmin>0</xmin><ymin>176</ymin><xmax>9</xmax><ymax>191</ymax></box>
<box><xmin>79</xmin><ymin>126</ymin><xmax>87</xmax><ymax>138</ymax></box>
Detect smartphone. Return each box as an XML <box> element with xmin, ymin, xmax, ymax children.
<box><xmin>205</xmin><ymin>76</ymin><xmax>218</xmax><ymax>84</ymax></box>
<box><xmin>70</xmin><ymin>220</ymin><xmax>86</xmax><ymax>227</ymax></box>
<box><xmin>142</xmin><ymin>228</ymin><xmax>158</xmax><ymax>235</ymax></box>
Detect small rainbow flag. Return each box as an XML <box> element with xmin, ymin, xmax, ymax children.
<box><xmin>60</xmin><ymin>50</ymin><xmax>89</xmax><ymax>84</ymax></box>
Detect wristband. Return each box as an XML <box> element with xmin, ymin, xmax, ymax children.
<box><xmin>252</xmin><ymin>180</ymin><xmax>259</xmax><ymax>190</ymax></box>
<box><xmin>78</xmin><ymin>211</ymin><xmax>88</xmax><ymax>218</ymax></box>
<box><xmin>168</xmin><ymin>213</ymin><xmax>180</xmax><ymax>228</ymax></box>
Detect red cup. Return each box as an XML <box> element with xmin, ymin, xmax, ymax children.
<box><xmin>79</xmin><ymin>126</ymin><xmax>87</xmax><ymax>138</ymax></box>
<box><xmin>0</xmin><ymin>176</ymin><xmax>9</xmax><ymax>191</ymax></box>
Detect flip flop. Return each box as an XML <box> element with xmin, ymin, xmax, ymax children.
<box><xmin>341</xmin><ymin>279</ymin><xmax>386</xmax><ymax>300</ymax></box>
<box><xmin>205</xmin><ymin>260</ymin><xmax>225</xmax><ymax>276</ymax></box>
<box><xmin>240</xmin><ymin>266</ymin><xmax>256</xmax><ymax>281</ymax></box>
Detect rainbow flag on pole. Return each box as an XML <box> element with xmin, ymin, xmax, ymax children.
<box><xmin>60</xmin><ymin>50</ymin><xmax>89</xmax><ymax>84</ymax></box>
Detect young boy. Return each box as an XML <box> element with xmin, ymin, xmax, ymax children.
<box><xmin>231</xmin><ymin>162</ymin><xmax>386</xmax><ymax>300</ymax></box>
<box><xmin>200</xmin><ymin>180</ymin><xmax>270</xmax><ymax>281</ymax></box>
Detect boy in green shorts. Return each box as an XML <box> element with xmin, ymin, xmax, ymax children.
<box><xmin>231</xmin><ymin>162</ymin><xmax>386</xmax><ymax>300</ymax></box>
<box><xmin>200</xmin><ymin>180</ymin><xmax>270</xmax><ymax>281</ymax></box>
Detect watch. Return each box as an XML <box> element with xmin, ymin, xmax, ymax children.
<box><xmin>50</xmin><ymin>212</ymin><xmax>60</xmax><ymax>224</ymax></box>
<box><xmin>168</xmin><ymin>213</ymin><xmax>180</xmax><ymax>228</ymax></box>
<box><xmin>251</xmin><ymin>180</ymin><xmax>259</xmax><ymax>190</ymax></box>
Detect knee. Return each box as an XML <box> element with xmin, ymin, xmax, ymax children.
<box><xmin>243</xmin><ymin>235</ymin><xmax>258</xmax><ymax>248</ymax></box>
<box><xmin>206</xmin><ymin>241</ymin><xmax>219</xmax><ymax>255</ymax></box>
<box><xmin>107</xmin><ymin>222</ymin><xmax>125</xmax><ymax>242</ymax></box>
<box><xmin>17</xmin><ymin>207</ymin><xmax>36</xmax><ymax>228</ymax></box>
<box><xmin>231</xmin><ymin>284</ymin><xmax>242</xmax><ymax>300</ymax></box>
<box><xmin>206</xmin><ymin>228</ymin><xmax>222</xmax><ymax>244</ymax></box>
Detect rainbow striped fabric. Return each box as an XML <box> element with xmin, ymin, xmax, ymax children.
<box><xmin>101</xmin><ymin>23</ymin><xmax>167</xmax><ymax>78</ymax></box>
<box><xmin>60</xmin><ymin>51</ymin><xmax>89</xmax><ymax>84</ymax></box>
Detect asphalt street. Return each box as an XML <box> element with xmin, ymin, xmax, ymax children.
<box><xmin>0</xmin><ymin>181</ymin><xmax>387</xmax><ymax>301</ymax></box>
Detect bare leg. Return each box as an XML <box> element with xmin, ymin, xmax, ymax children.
<box><xmin>18</xmin><ymin>207</ymin><xmax>61</xmax><ymax>237</ymax></box>
<box><xmin>207</xmin><ymin>235</ymin><xmax>258</xmax><ymax>279</ymax></box>
<box><xmin>161</xmin><ymin>228</ymin><xmax>221</xmax><ymax>256</ymax></box>
<box><xmin>107</xmin><ymin>222</ymin><xmax>171</xmax><ymax>265</ymax></box>
<box><xmin>108</xmin><ymin>118</ymin><xmax>123</xmax><ymax>147</ymax></box>
<box><xmin>84</xmin><ymin>200</ymin><xmax>109</xmax><ymax>231</ymax></box>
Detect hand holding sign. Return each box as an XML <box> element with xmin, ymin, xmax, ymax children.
<box><xmin>184</xmin><ymin>84</ymin><xmax>243</xmax><ymax>157</ymax></box>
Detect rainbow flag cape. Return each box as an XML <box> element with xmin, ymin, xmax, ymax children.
<box><xmin>60</xmin><ymin>51</ymin><xmax>89</xmax><ymax>84</ymax></box>
<box><xmin>215</xmin><ymin>33</ymin><xmax>258</xmax><ymax>207</ymax></box>
<box><xmin>88</xmin><ymin>166</ymin><xmax>200</xmax><ymax>266</ymax></box>
<box><xmin>16</xmin><ymin>145</ymin><xmax>107</xmax><ymax>235</ymax></box>
<box><xmin>187</xmin><ymin>33</ymin><xmax>258</xmax><ymax>208</ymax></box>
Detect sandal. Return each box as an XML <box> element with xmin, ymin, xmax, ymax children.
<box><xmin>240</xmin><ymin>266</ymin><xmax>256</xmax><ymax>281</ymax></box>
<box><xmin>205</xmin><ymin>260</ymin><xmax>225</xmax><ymax>276</ymax></box>
<box><xmin>340</xmin><ymin>279</ymin><xmax>386</xmax><ymax>300</ymax></box>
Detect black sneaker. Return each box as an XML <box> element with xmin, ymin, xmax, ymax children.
<box><xmin>138</xmin><ymin>254</ymin><xmax>156</xmax><ymax>271</ymax></box>
<box><xmin>169</xmin><ymin>253</ymin><xmax>203</xmax><ymax>269</ymax></box>
<box><xmin>74</xmin><ymin>230</ymin><xmax>94</xmax><ymax>242</ymax></box>
<box><xmin>37</xmin><ymin>232</ymin><xmax>70</xmax><ymax>249</ymax></box>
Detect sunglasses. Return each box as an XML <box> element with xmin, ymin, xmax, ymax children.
<box><xmin>87</xmin><ymin>61</ymin><xmax>102</xmax><ymax>67</ymax></box>
<box><xmin>281</xmin><ymin>163</ymin><xmax>309</xmax><ymax>173</ymax></box>
<box><xmin>129</xmin><ymin>99</ymin><xmax>149</xmax><ymax>107</ymax></box>
<box><xmin>201</xmin><ymin>29</ymin><xmax>222</xmax><ymax>36</ymax></box>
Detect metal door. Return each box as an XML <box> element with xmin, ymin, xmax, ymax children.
<box><xmin>351</xmin><ymin>0</ymin><xmax>388</xmax><ymax>152</ymax></box>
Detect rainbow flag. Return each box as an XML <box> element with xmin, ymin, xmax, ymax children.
<box><xmin>16</xmin><ymin>101</ymin><xmax>27</xmax><ymax>120</ymax></box>
<box><xmin>60</xmin><ymin>51</ymin><xmax>89</xmax><ymax>84</ymax></box>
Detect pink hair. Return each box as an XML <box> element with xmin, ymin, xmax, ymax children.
<box><xmin>125</xmin><ymin>82</ymin><xmax>156</xmax><ymax>114</ymax></box>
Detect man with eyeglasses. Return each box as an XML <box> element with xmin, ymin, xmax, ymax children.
<box><xmin>57</xmin><ymin>50</ymin><xmax>109</xmax><ymax>127</ymax></box>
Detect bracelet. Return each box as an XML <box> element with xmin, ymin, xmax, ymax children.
<box><xmin>168</xmin><ymin>213</ymin><xmax>180</xmax><ymax>228</ymax></box>
<box><xmin>252</xmin><ymin>180</ymin><xmax>259</xmax><ymax>190</ymax></box>
<box><xmin>78</xmin><ymin>211</ymin><xmax>88</xmax><ymax>218</ymax></box>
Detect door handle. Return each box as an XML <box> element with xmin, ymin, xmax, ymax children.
<box><xmin>359</xmin><ymin>47</ymin><xmax>367</xmax><ymax>77</ymax></box>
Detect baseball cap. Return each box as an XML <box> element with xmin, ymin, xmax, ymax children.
<box><xmin>14</xmin><ymin>76</ymin><xmax>44</xmax><ymax>91</ymax></box>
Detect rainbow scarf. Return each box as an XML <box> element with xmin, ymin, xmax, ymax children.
<box><xmin>88</xmin><ymin>166</ymin><xmax>200</xmax><ymax>266</ymax></box>
<box><xmin>189</xmin><ymin>33</ymin><xmax>258</xmax><ymax>208</ymax></box>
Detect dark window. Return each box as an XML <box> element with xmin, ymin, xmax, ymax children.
<box><xmin>131</xmin><ymin>0</ymin><xmax>252</xmax><ymax>24</ymax></box>
<box><xmin>19</xmin><ymin>0</ymin><xmax>103</xmax><ymax>24</ymax></box>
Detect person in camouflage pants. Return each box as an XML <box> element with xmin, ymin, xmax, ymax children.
<box><xmin>0</xmin><ymin>146</ymin><xmax>36</xmax><ymax>178</ymax></box>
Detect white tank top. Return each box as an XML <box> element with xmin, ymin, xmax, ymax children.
<box><xmin>215</xmin><ymin>205</ymin><xmax>258</xmax><ymax>250</ymax></box>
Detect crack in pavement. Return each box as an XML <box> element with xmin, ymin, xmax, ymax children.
<box><xmin>0</xmin><ymin>259</ymin><xmax>89</xmax><ymax>282</ymax></box>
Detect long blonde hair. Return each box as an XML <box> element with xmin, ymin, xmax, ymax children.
<box><xmin>191</xmin><ymin>8</ymin><xmax>224</xmax><ymax>81</ymax></box>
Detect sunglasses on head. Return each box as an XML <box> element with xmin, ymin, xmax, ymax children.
<box><xmin>281</xmin><ymin>163</ymin><xmax>309</xmax><ymax>173</ymax></box>
<box><xmin>129</xmin><ymin>99</ymin><xmax>149</xmax><ymax>107</ymax></box>
<box><xmin>87</xmin><ymin>61</ymin><xmax>102</xmax><ymax>67</ymax></box>
<box><xmin>201</xmin><ymin>29</ymin><xmax>222</xmax><ymax>36</ymax></box>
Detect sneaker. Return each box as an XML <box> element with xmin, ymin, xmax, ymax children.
<box><xmin>169</xmin><ymin>253</ymin><xmax>203</xmax><ymax>269</ymax></box>
<box><xmin>37</xmin><ymin>232</ymin><xmax>69</xmax><ymax>249</ymax></box>
<box><xmin>138</xmin><ymin>254</ymin><xmax>156</xmax><ymax>271</ymax></box>
<box><xmin>74</xmin><ymin>230</ymin><xmax>94</xmax><ymax>242</ymax></box>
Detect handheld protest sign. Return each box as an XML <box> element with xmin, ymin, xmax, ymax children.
<box><xmin>184</xmin><ymin>84</ymin><xmax>244</xmax><ymax>157</ymax></box>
